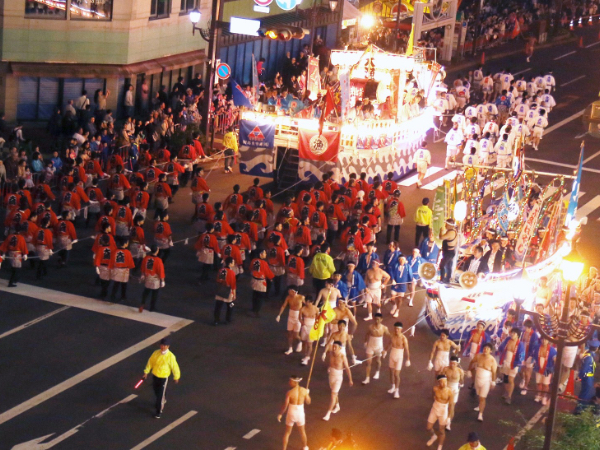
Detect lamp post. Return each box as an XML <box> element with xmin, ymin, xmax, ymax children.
<box><xmin>190</xmin><ymin>1</ymin><xmax>222</xmax><ymax>152</ymax></box>
<box><xmin>528</xmin><ymin>246</ymin><xmax>586</xmax><ymax>450</ymax></box>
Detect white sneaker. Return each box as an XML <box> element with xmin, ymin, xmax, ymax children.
<box><xmin>362</xmin><ymin>377</ymin><xmax>370</xmax><ymax>385</ymax></box>
<box><xmin>393</xmin><ymin>311</ymin><xmax>399</xmax><ymax>317</ymax></box>
<box><xmin>388</xmin><ymin>386</ymin><xmax>396</xmax><ymax>394</ymax></box>
<box><xmin>332</xmin><ymin>403</ymin><xmax>340</xmax><ymax>414</ymax></box>
<box><xmin>426</xmin><ymin>434</ymin><xmax>438</xmax><ymax>446</ymax></box>
<box><xmin>352</xmin><ymin>355</ymin><xmax>357</xmax><ymax>365</ymax></box>
<box><xmin>390</xmin><ymin>306</ymin><xmax>397</xmax><ymax>315</ymax></box>
<box><xmin>519</xmin><ymin>380</ymin><xmax>525</xmax><ymax>389</ymax></box>
<box><xmin>394</xmin><ymin>389</ymin><xmax>400</xmax><ymax>399</ymax></box>
<box><xmin>474</xmin><ymin>406</ymin><xmax>480</xmax><ymax>411</ymax></box>
<box><xmin>409</xmin><ymin>299</ymin><xmax>414</xmax><ymax>307</ymax></box>
<box><xmin>445</xmin><ymin>420</ymin><xmax>451</xmax><ymax>431</ymax></box>
<box><xmin>534</xmin><ymin>395</ymin><xmax>541</xmax><ymax>402</ymax></box>
<box><xmin>284</xmin><ymin>348</ymin><xmax>293</xmax><ymax>355</ymax></box>
<box><xmin>323</xmin><ymin>412</ymin><xmax>331</xmax><ymax>421</ymax></box>
<box><xmin>478</xmin><ymin>412</ymin><xmax>483</xmax><ymax>422</ymax></box>
<box><xmin>320</xmin><ymin>340</ymin><xmax>326</xmax><ymax>347</ymax></box>
<box><xmin>296</xmin><ymin>342</ymin><xmax>303</xmax><ymax>352</ymax></box>
<box><xmin>521</xmin><ymin>389</ymin><xmax>527</xmax><ymax>396</ymax></box>
<box><xmin>373</xmin><ymin>371</ymin><xmax>380</xmax><ymax>380</ymax></box>
<box><xmin>364</xmin><ymin>314</ymin><xmax>372</xmax><ymax>321</ymax></box>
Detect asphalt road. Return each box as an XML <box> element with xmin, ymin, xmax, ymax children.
<box><xmin>2</xmin><ymin>26</ymin><xmax>600</xmax><ymax>450</ymax></box>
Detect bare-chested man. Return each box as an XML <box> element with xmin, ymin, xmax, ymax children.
<box><xmin>323</xmin><ymin>320</ymin><xmax>350</xmax><ymax>361</ymax></box>
<box><xmin>330</xmin><ymin>300</ymin><xmax>358</xmax><ymax>363</ymax></box>
<box><xmin>362</xmin><ymin>313</ymin><xmax>391</xmax><ymax>384</ymax></box>
<box><xmin>277</xmin><ymin>286</ymin><xmax>305</xmax><ymax>355</ymax></box>
<box><xmin>300</xmin><ymin>295</ymin><xmax>319</xmax><ymax>366</ymax></box>
<box><xmin>464</xmin><ymin>321</ymin><xmax>488</xmax><ymax>380</ymax></box>
<box><xmin>498</xmin><ymin>327</ymin><xmax>525</xmax><ymax>404</ymax></box>
<box><xmin>385</xmin><ymin>321</ymin><xmax>411</xmax><ymax>398</ymax></box>
<box><xmin>428</xmin><ymin>329</ymin><xmax>461</xmax><ymax>375</ymax></box>
<box><xmin>364</xmin><ymin>261</ymin><xmax>391</xmax><ymax>321</ymax></box>
<box><xmin>426</xmin><ymin>374</ymin><xmax>454</xmax><ymax>450</ymax></box>
<box><xmin>535</xmin><ymin>276</ymin><xmax>552</xmax><ymax>309</ymax></box>
<box><xmin>278</xmin><ymin>376</ymin><xmax>311</xmax><ymax>450</ymax></box>
<box><xmin>316</xmin><ymin>279</ymin><xmax>342</xmax><ymax>346</ymax></box>
<box><xmin>468</xmin><ymin>342</ymin><xmax>497</xmax><ymax>422</ymax></box>
<box><xmin>442</xmin><ymin>356</ymin><xmax>464</xmax><ymax>430</ymax></box>
<box><xmin>322</xmin><ymin>341</ymin><xmax>353</xmax><ymax>421</ymax></box>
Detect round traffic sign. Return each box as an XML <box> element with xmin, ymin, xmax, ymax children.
<box><xmin>276</xmin><ymin>0</ymin><xmax>298</xmax><ymax>11</ymax></box>
<box><xmin>255</xmin><ymin>0</ymin><xmax>273</xmax><ymax>6</ymax></box>
<box><xmin>216</xmin><ymin>63</ymin><xmax>231</xmax><ymax>79</ymax></box>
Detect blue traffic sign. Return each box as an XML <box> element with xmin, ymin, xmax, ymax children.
<box><xmin>276</xmin><ymin>0</ymin><xmax>299</xmax><ymax>11</ymax></box>
<box><xmin>216</xmin><ymin>63</ymin><xmax>231</xmax><ymax>79</ymax></box>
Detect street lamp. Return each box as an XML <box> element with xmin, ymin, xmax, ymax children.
<box><xmin>329</xmin><ymin>0</ymin><xmax>338</xmax><ymax>11</ymax></box>
<box><xmin>360</xmin><ymin>14</ymin><xmax>376</xmax><ymax>29</ymax></box>
<box><xmin>189</xmin><ymin>8</ymin><xmax>202</xmax><ymax>28</ymax></box>
<box><xmin>528</xmin><ymin>246</ymin><xmax>586</xmax><ymax>450</ymax></box>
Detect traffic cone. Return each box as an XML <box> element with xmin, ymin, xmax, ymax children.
<box><xmin>578</xmin><ymin>17</ymin><xmax>583</xmax><ymax>27</ymax></box>
<box><xmin>506</xmin><ymin>437</ymin><xmax>515</xmax><ymax>450</ymax></box>
<box><xmin>565</xmin><ymin>369</ymin><xmax>576</xmax><ymax>396</ymax></box>
<box><xmin>579</xmin><ymin>37</ymin><xmax>584</xmax><ymax>48</ymax></box>
<box><xmin>589</xmin><ymin>16</ymin><xmax>593</xmax><ymax>24</ymax></box>
<box><xmin>570</xmin><ymin>19</ymin><xmax>574</xmax><ymax>30</ymax></box>
<box><xmin>481</xmin><ymin>52</ymin><xmax>485</xmax><ymax>65</ymax></box>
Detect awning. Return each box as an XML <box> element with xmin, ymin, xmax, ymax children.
<box><xmin>342</xmin><ymin>0</ymin><xmax>362</xmax><ymax>28</ymax></box>
<box><xmin>9</xmin><ymin>49</ymin><xmax>206</xmax><ymax>78</ymax></box>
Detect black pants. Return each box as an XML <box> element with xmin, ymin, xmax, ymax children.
<box><xmin>199</xmin><ymin>262</ymin><xmax>211</xmax><ymax>280</ymax></box>
<box><xmin>271</xmin><ymin>275</ymin><xmax>283</xmax><ymax>296</ymax></box>
<box><xmin>169</xmin><ymin>184</ymin><xmax>179</xmax><ymax>197</ymax></box>
<box><xmin>9</xmin><ymin>267</ymin><xmax>20</xmax><ymax>286</ymax></box>
<box><xmin>111</xmin><ymin>281</ymin><xmax>128</xmax><ymax>300</ymax></box>
<box><xmin>224</xmin><ymin>148</ymin><xmax>234</xmax><ymax>171</ymax></box>
<box><xmin>415</xmin><ymin>225</ymin><xmax>430</xmax><ymax>247</ymax></box>
<box><xmin>158</xmin><ymin>248</ymin><xmax>170</xmax><ymax>265</ymax></box>
<box><xmin>180</xmin><ymin>171</ymin><xmax>191</xmax><ymax>187</ymax></box>
<box><xmin>386</xmin><ymin>224</ymin><xmax>401</xmax><ymax>244</ymax></box>
<box><xmin>152</xmin><ymin>375</ymin><xmax>168</xmax><ymax>415</ymax></box>
<box><xmin>440</xmin><ymin>250</ymin><xmax>455</xmax><ymax>283</ymax></box>
<box><xmin>214</xmin><ymin>300</ymin><xmax>234</xmax><ymax>323</ymax></box>
<box><xmin>252</xmin><ymin>290</ymin><xmax>265</xmax><ymax>313</ymax></box>
<box><xmin>154</xmin><ymin>207</ymin><xmax>168</xmax><ymax>220</ymax></box>
<box><xmin>100</xmin><ymin>279</ymin><xmax>111</xmax><ymax>298</ymax></box>
<box><xmin>58</xmin><ymin>249</ymin><xmax>70</xmax><ymax>266</ymax></box>
<box><xmin>142</xmin><ymin>288</ymin><xmax>159</xmax><ymax>311</ymax></box>
<box><xmin>36</xmin><ymin>260</ymin><xmax>48</xmax><ymax>279</ymax></box>
<box><xmin>313</xmin><ymin>277</ymin><xmax>327</xmax><ymax>295</ymax></box>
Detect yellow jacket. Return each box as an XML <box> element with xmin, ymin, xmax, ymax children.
<box><xmin>144</xmin><ymin>349</ymin><xmax>181</xmax><ymax>380</ymax></box>
<box><xmin>414</xmin><ymin>205</ymin><xmax>432</xmax><ymax>226</ymax></box>
<box><xmin>458</xmin><ymin>445</ymin><xmax>486</xmax><ymax>450</ymax></box>
<box><xmin>222</xmin><ymin>131</ymin><xmax>238</xmax><ymax>153</ymax></box>
<box><xmin>309</xmin><ymin>252</ymin><xmax>336</xmax><ymax>280</ymax></box>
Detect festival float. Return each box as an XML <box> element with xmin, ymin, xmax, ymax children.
<box><xmin>419</xmin><ymin>146</ymin><xmax>585</xmax><ymax>341</ymax></box>
<box><xmin>236</xmin><ymin>44</ymin><xmax>444</xmax><ymax>187</ymax></box>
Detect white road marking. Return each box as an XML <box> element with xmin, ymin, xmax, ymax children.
<box><xmin>130</xmin><ymin>410</ymin><xmax>198</xmax><ymax>450</ymax></box>
<box><xmin>502</xmin><ymin>406</ymin><xmax>548</xmax><ymax>450</ymax></box>
<box><xmin>544</xmin><ymin>109</ymin><xmax>585</xmax><ymax>136</ymax></box>
<box><xmin>399</xmin><ymin>167</ymin><xmax>443</xmax><ymax>186</ymax></box>
<box><xmin>243</xmin><ymin>429</ymin><xmax>261</xmax><ymax>439</ymax></box>
<box><xmin>585</xmin><ymin>41</ymin><xmax>600</xmax><ymax>48</ymax></box>
<box><xmin>513</xmin><ymin>68</ymin><xmax>531</xmax><ymax>76</ymax></box>
<box><xmin>421</xmin><ymin>171</ymin><xmax>459</xmax><ymax>190</ymax></box>
<box><xmin>576</xmin><ymin>195</ymin><xmax>600</xmax><ymax>220</ymax></box>
<box><xmin>525</xmin><ymin>157</ymin><xmax>600</xmax><ymax>174</ymax></box>
<box><xmin>11</xmin><ymin>395</ymin><xmax>136</xmax><ymax>449</ymax></box>
<box><xmin>0</xmin><ymin>306</ymin><xmax>70</xmax><ymax>340</ymax></box>
<box><xmin>0</xmin><ymin>283</ymin><xmax>185</xmax><ymax>328</ymax></box>
<box><xmin>583</xmin><ymin>149</ymin><xmax>600</xmax><ymax>164</ymax></box>
<box><xmin>561</xmin><ymin>75</ymin><xmax>586</xmax><ymax>87</ymax></box>
<box><xmin>224</xmin><ymin>448</ymin><xmax>237</xmax><ymax>450</ymax></box>
<box><xmin>0</xmin><ymin>319</ymin><xmax>192</xmax><ymax>425</ymax></box>
<box><xmin>554</xmin><ymin>50</ymin><xmax>576</xmax><ymax>60</ymax></box>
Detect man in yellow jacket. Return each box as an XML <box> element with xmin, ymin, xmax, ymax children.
<box><xmin>222</xmin><ymin>127</ymin><xmax>238</xmax><ymax>174</ymax></box>
<box><xmin>143</xmin><ymin>337</ymin><xmax>181</xmax><ymax>418</ymax></box>
<box><xmin>457</xmin><ymin>432</ymin><xmax>486</xmax><ymax>450</ymax></box>
<box><xmin>414</xmin><ymin>197</ymin><xmax>432</xmax><ymax>247</ymax></box>
<box><xmin>309</xmin><ymin>243</ymin><xmax>336</xmax><ymax>294</ymax></box>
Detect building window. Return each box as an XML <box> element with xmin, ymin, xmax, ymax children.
<box><xmin>180</xmin><ymin>0</ymin><xmax>196</xmax><ymax>13</ymax></box>
<box><xmin>70</xmin><ymin>0</ymin><xmax>113</xmax><ymax>20</ymax></box>
<box><xmin>150</xmin><ymin>0</ymin><xmax>171</xmax><ymax>19</ymax></box>
<box><xmin>25</xmin><ymin>0</ymin><xmax>67</xmax><ymax>19</ymax></box>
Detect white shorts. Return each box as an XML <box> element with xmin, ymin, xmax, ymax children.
<box><xmin>328</xmin><ymin>367</ymin><xmax>344</xmax><ymax>393</ymax></box>
<box><xmin>535</xmin><ymin>372</ymin><xmax>552</xmax><ymax>385</ymax></box>
<box><xmin>286</xmin><ymin>404</ymin><xmax>305</xmax><ymax>427</ymax></box>
<box><xmin>562</xmin><ymin>345</ymin><xmax>578</xmax><ymax>368</ymax></box>
<box><xmin>416</xmin><ymin>161</ymin><xmax>428</xmax><ymax>174</ymax></box>
<box><xmin>366</xmin><ymin>282</ymin><xmax>382</xmax><ymax>305</ymax></box>
<box><xmin>475</xmin><ymin>367</ymin><xmax>492</xmax><ymax>398</ymax></box>
<box><xmin>525</xmin><ymin>356</ymin><xmax>535</xmax><ymax>369</ymax></box>
<box><xmin>287</xmin><ymin>310</ymin><xmax>301</xmax><ymax>332</ymax></box>
<box><xmin>446</xmin><ymin>146</ymin><xmax>458</xmax><ymax>158</ymax></box>
<box><xmin>448</xmin><ymin>381</ymin><xmax>460</xmax><ymax>404</ymax></box>
<box><xmin>532</xmin><ymin>127</ymin><xmax>544</xmax><ymax>138</ymax></box>
<box><xmin>366</xmin><ymin>336</ymin><xmax>384</xmax><ymax>357</ymax></box>
<box><xmin>427</xmin><ymin>401</ymin><xmax>449</xmax><ymax>426</ymax></box>
<box><xmin>300</xmin><ymin>318</ymin><xmax>316</xmax><ymax>341</ymax></box>
<box><xmin>503</xmin><ymin>362</ymin><xmax>519</xmax><ymax>378</ymax></box>
<box><xmin>434</xmin><ymin>351</ymin><xmax>450</xmax><ymax>372</ymax></box>
<box><xmin>389</xmin><ymin>348</ymin><xmax>404</xmax><ymax>371</ymax></box>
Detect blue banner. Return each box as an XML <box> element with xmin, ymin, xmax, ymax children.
<box><xmin>239</xmin><ymin>119</ymin><xmax>275</xmax><ymax>148</ymax></box>
<box><xmin>231</xmin><ymin>80</ymin><xmax>253</xmax><ymax>108</ymax></box>
<box><xmin>566</xmin><ymin>145</ymin><xmax>584</xmax><ymax>226</ymax></box>
<box><xmin>497</xmin><ymin>191</ymin><xmax>510</xmax><ymax>234</ymax></box>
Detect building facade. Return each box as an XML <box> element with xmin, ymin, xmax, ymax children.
<box><xmin>0</xmin><ymin>0</ymin><xmax>209</xmax><ymax>121</ymax></box>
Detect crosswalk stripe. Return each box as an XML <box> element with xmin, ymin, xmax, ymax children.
<box><xmin>421</xmin><ymin>170</ymin><xmax>459</xmax><ymax>190</ymax></box>
<box><xmin>399</xmin><ymin>166</ymin><xmax>443</xmax><ymax>186</ymax></box>
<box><xmin>575</xmin><ymin>195</ymin><xmax>600</xmax><ymax>220</ymax></box>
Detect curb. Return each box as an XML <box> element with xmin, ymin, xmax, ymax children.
<box><xmin>446</xmin><ymin>36</ymin><xmax>578</xmax><ymax>73</ymax></box>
